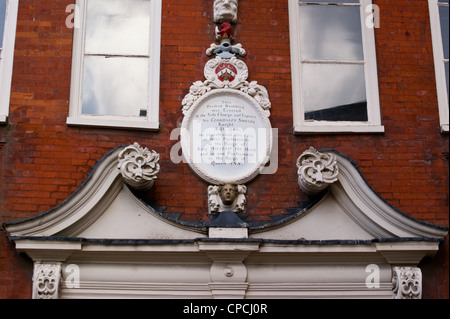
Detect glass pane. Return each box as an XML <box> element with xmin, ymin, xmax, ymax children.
<box><xmin>0</xmin><ymin>0</ymin><xmax>6</xmax><ymax>49</ymax></box>
<box><xmin>302</xmin><ymin>63</ymin><xmax>368</xmax><ymax>121</ymax></box>
<box><xmin>81</xmin><ymin>56</ymin><xmax>149</xmax><ymax>117</ymax></box>
<box><xmin>439</xmin><ymin>5</ymin><xmax>449</xmax><ymax>59</ymax></box>
<box><xmin>85</xmin><ymin>0</ymin><xmax>151</xmax><ymax>56</ymax></box>
<box><xmin>299</xmin><ymin>5</ymin><xmax>364</xmax><ymax>61</ymax></box>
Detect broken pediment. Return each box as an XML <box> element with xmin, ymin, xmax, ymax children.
<box><xmin>2</xmin><ymin>144</ymin><xmax>448</xmax><ymax>299</ymax></box>
<box><xmin>4</xmin><ymin>145</ymin><xmax>446</xmax><ymax>241</ymax></box>
<box><xmin>251</xmin><ymin>148</ymin><xmax>448</xmax><ymax>241</ymax></box>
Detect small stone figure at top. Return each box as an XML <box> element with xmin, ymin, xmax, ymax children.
<box><xmin>208</xmin><ymin>0</ymin><xmax>245</xmax><ymax>58</ymax></box>
<box><xmin>214</xmin><ymin>0</ymin><xmax>238</xmax><ymax>24</ymax></box>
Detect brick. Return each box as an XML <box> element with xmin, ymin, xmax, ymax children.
<box><xmin>0</xmin><ymin>0</ymin><xmax>448</xmax><ymax>299</ymax></box>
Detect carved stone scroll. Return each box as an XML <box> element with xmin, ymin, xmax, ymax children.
<box><xmin>392</xmin><ymin>267</ymin><xmax>422</xmax><ymax>299</ymax></box>
<box><xmin>118</xmin><ymin>143</ymin><xmax>160</xmax><ymax>191</ymax></box>
<box><xmin>296</xmin><ymin>147</ymin><xmax>339</xmax><ymax>195</ymax></box>
<box><xmin>32</xmin><ymin>262</ymin><xmax>62</xmax><ymax>299</ymax></box>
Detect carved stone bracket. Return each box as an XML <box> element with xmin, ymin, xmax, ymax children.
<box><xmin>392</xmin><ymin>267</ymin><xmax>422</xmax><ymax>299</ymax></box>
<box><xmin>208</xmin><ymin>184</ymin><xmax>247</xmax><ymax>214</ymax></box>
<box><xmin>199</xmin><ymin>240</ymin><xmax>259</xmax><ymax>299</ymax></box>
<box><xmin>32</xmin><ymin>262</ymin><xmax>62</xmax><ymax>299</ymax></box>
<box><xmin>117</xmin><ymin>142</ymin><xmax>160</xmax><ymax>191</ymax></box>
<box><xmin>296</xmin><ymin>147</ymin><xmax>339</xmax><ymax>195</ymax></box>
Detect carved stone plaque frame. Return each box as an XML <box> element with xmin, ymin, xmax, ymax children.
<box><xmin>181</xmin><ymin>88</ymin><xmax>272</xmax><ymax>185</ymax></box>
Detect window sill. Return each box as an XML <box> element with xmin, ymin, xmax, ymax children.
<box><xmin>67</xmin><ymin>117</ymin><xmax>160</xmax><ymax>131</ymax></box>
<box><xmin>441</xmin><ymin>124</ymin><xmax>449</xmax><ymax>134</ymax></box>
<box><xmin>293</xmin><ymin>124</ymin><xmax>385</xmax><ymax>135</ymax></box>
<box><xmin>0</xmin><ymin>115</ymin><xmax>7</xmax><ymax>124</ymax></box>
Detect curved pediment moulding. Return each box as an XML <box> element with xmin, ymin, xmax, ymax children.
<box><xmin>3</xmin><ymin>144</ymin><xmax>205</xmax><ymax>239</ymax></box>
<box><xmin>250</xmin><ymin>148</ymin><xmax>448</xmax><ymax>241</ymax></box>
<box><xmin>4</xmin><ymin>145</ymin><xmax>448</xmax><ymax>241</ymax></box>
<box><xmin>327</xmin><ymin>148</ymin><xmax>448</xmax><ymax>239</ymax></box>
<box><xmin>4</xmin><ymin>146</ymin><xmax>126</xmax><ymax>238</ymax></box>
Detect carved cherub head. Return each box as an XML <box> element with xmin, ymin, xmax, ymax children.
<box><xmin>219</xmin><ymin>184</ymin><xmax>237</xmax><ymax>206</ymax></box>
<box><xmin>214</xmin><ymin>0</ymin><xmax>238</xmax><ymax>23</ymax></box>
<box><xmin>208</xmin><ymin>184</ymin><xmax>247</xmax><ymax>214</ymax></box>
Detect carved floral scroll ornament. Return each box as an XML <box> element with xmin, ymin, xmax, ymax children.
<box><xmin>118</xmin><ymin>143</ymin><xmax>161</xmax><ymax>191</ymax></box>
<box><xmin>296</xmin><ymin>147</ymin><xmax>339</xmax><ymax>195</ymax></box>
<box><xmin>32</xmin><ymin>262</ymin><xmax>62</xmax><ymax>299</ymax></box>
<box><xmin>392</xmin><ymin>267</ymin><xmax>422</xmax><ymax>299</ymax></box>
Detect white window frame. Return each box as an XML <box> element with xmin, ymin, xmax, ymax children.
<box><xmin>428</xmin><ymin>0</ymin><xmax>449</xmax><ymax>133</ymax></box>
<box><xmin>0</xmin><ymin>0</ymin><xmax>19</xmax><ymax>124</ymax></box>
<box><xmin>67</xmin><ymin>0</ymin><xmax>161</xmax><ymax>130</ymax></box>
<box><xmin>288</xmin><ymin>0</ymin><xmax>384</xmax><ymax>134</ymax></box>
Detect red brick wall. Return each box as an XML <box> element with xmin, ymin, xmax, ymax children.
<box><xmin>0</xmin><ymin>0</ymin><xmax>448</xmax><ymax>298</ymax></box>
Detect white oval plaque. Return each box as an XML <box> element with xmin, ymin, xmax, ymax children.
<box><xmin>181</xmin><ymin>89</ymin><xmax>272</xmax><ymax>185</ymax></box>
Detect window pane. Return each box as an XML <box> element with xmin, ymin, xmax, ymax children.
<box><xmin>439</xmin><ymin>5</ymin><xmax>449</xmax><ymax>59</ymax></box>
<box><xmin>85</xmin><ymin>0</ymin><xmax>151</xmax><ymax>56</ymax></box>
<box><xmin>302</xmin><ymin>63</ymin><xmax>368</xmax><ymax>121</ymax></box>
<box><xmin>299</xmin><ymin>5</ymin><xmax>364</xmax><ymax>61</ymax></box>
<box><xmin>0</xmin><ymin>0</ymin><xmax>6</xmax><ymax>49</ymax></box>
<box><xmin>82</xmin><ymin>56</ymin><xmax>149</xmax><ymax>117</ymax></box>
